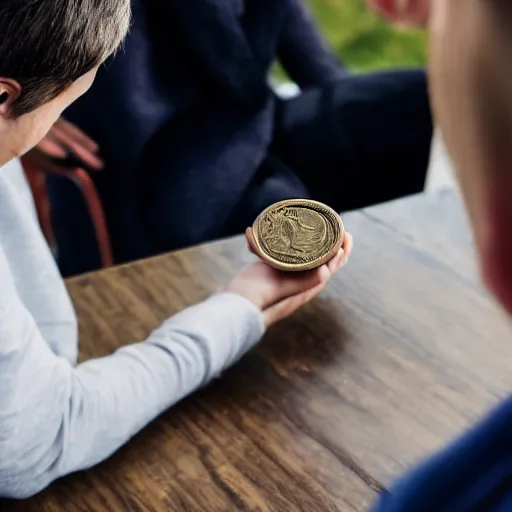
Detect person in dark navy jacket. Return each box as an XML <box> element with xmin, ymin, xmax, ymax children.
<box><xmin>35</xmin><ymin>0</ymin><xmax>432</xmax><ymax>276</ymax></box>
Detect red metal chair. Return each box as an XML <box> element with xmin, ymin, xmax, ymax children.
<box><xmin>21</xmin><ymin>153</ymin><xmax>114</xmax><ymax>268</ymax></box>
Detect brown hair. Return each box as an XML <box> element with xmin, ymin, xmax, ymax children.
<box><xmin>0</xmin><ymin>0</ymin><xmax>131</xmax><ymax>118</ymax></box>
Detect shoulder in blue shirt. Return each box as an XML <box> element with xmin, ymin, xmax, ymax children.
<box><xmin>373</xmin><ymin>396</ymin><xmax>512</xmax><ymax>511</ymax></box>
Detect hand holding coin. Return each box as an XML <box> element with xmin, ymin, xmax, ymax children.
<box><xmin>225</xmin><ymin>199</ymin><xmax>353</xmax><ymax>327</ymax></box>
<box><xmin>249</xmin><ymin>199</ymin><xmax>345</xmax><ymax>272</ymax></box>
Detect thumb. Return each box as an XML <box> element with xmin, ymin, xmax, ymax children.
<box><xmin>263</xmin><ymin>280</ymin><xmax>327</xmax><ymax>327</ymax></box>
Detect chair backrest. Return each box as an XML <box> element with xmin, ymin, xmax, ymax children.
<box><xmin>21</xmin><ymin>154</ymin><xmax>114</xmax><ymax>268</ymax></box>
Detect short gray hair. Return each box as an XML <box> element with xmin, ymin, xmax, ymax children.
<box><xmin>0</xmin><ymin>0</ymin><xmax>131</xmax><ymax>117</ymax></box>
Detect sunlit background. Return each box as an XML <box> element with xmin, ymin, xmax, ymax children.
<box><xmin>280</xmin><ymin>1</ymin><xmax>452</xmax><ymax>192</ymax></box>
<box><xmin>308</xmin><ymin>0</ymin><xmax>426</xmax><ymax>70</ymax></box>
<box><xmin>275</xmin><ymin>0</ymin><xmax>426</xmax><ymax>80</ymax></box>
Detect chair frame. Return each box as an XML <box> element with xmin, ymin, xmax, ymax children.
<box><xmin>21</xmin><ymin>153</ymin><xmax>114</xmax><ymax>268</ymax></box>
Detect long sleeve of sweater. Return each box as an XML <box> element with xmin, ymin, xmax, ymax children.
<box><xmin>278</xmin><ymin>0</ymin><xmax>346</xmax><ymax>88</ymax></box>
<box><xmin>0</xmin><ymin>239</ymin><xmax>264</xmax><ymax>499</ymax></box>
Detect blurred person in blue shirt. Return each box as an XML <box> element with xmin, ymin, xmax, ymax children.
<box><xmin>367</xmin><ymin>0</ymin><xmax>512</xmax><ymax>509</ymax></box>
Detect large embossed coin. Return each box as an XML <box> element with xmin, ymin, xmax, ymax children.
<box><xmin>251</xmin><ymin>199</ymin><xmax>344</xmax><ymax>271</ymax></box>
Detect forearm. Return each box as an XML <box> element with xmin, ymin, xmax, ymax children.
<box><xmin>278</xmin><ymin>0</ymin><xmax>345</xmax><ymax>88</ymax></box>
<box><xmin>0</xmin><ymin>292</ymin><xmax>264</xmax><ymax>498</ymax></box>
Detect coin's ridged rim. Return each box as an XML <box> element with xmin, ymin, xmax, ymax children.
<box><xmin>251</xmin><ymin>199</ymin><xmax>345</xmax><ymax>272</ymax></box>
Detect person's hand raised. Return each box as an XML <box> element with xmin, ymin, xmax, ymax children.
<box><xmin>366</xmin><ymin>0</ymin><xmax>430</xmax><ymax>26</ymax></box>
<box><xmin>225</xmin><ymin>229</ymin><xmax>353</xmax><ymax>327</ymax></box>
<box><xmin>30</xmin><ymin>117</ymin><xmax>103</xmax><ymax>171</ymax></box>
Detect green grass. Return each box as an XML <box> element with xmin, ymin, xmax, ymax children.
<box><xmin>275</xmin><ymin>0</ymin><xmax>427</xmax><ymax>79</ymax></box>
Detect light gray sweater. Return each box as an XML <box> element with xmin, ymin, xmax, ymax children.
<box><xmin>0</xmin><ymin>159</ymin><xmax>265</xmax><ymax>499</ymax></box>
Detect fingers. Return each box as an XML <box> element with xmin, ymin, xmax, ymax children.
<box><xmin>325</xmin><ymin>231</ymin><xmax>353</xmax><ymax>273</ymax></box>
<box><xmin>237</xmin><ymin>226</ymin><xmax>353</xmax><ymax>325</ymax></box>
<box><xmin>262</xmin><ymin>258</ymin><xmax>341</xmax><ymax>327</ymax></box>
<box><xmin>263</xmin><ymin>280</ymin><xmax>326</xmax><ymax>327</ymax></box>
<box><xmin>36</xmin><ymin>134</ymin><xmax>69</xmax><ymax>159</ymax></box>
<box><xmin>258</xmin><ymin>265</ymin><xmax>328</xmax><ymax>311</ymax></box>
<box><xmin>343</xmin><ymin>232</ymin><xmax>354</xmax><ymax>259</ymax></box>
<box><xmin>36</xmin><ymin>118</ymin><xmax>104</xmax><ymax>170</ymax></box>
<box><xmin>245</xmin><ymin>227</ymin><xmax>257</xmax><ymax>255</ymax></box>
<box><xmin>50</xmin><ymin>122</ymin><xmax>104</xmax><ymax>170</ymax></box>
<box><xmin>367</xmin><ymin>0</ymin><xmax>398</xmax><ymax>17</ymax></box>
<box><xmin>225</xmin><ymin>258</ymin><xmax>331</xmax><ymax>313</ymax></box>
<box><xmin>327</xmin><ymin>248</ymin><xmax>345</xmax><ymax>274</ymax></box>
<box><xmin>367</xmin><ymin>0</ymin><xmax>430</xmax><ymax>26</ymax></box>
<box><xmin>244</xmin><ymin>228</ymin><xmax>353</xmax><ymax>308</ymax></box>
<box><xmin>263</xmin><ymin>252</ymin><xmax>344</xmax><ymax>327</ymax></box>
<box><xmin>262</xmin><ymin>231</ymin><xmax>353</xmax><ymax>326</ymax></box>
<box><xmin>56</xmin><ymin>118</ymin><xmax>100</xmax><ymax>153</ymax></box>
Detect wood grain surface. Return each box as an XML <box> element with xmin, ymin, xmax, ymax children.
<box><xmin>3</xmin><ymin>190</ymin><xmax>511</xmax><ymax>512</ymax></box>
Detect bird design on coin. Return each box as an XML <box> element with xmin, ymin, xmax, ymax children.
<box><xmin>251</xmin><ymin>199</ymin><xmax>344</xmax><ymax>271</ymax></box>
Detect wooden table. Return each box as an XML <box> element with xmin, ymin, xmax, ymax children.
<box><xmin>4</xmin><ymin>190</ymin><xmax>512</xmax><ymax>512</ymax></box>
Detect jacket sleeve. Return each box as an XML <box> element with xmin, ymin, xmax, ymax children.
<box><xmin>0</xmin><ymin>248</ymin><xmax>264</xmax><ymax>498</ymax></box>
<box><xmin>277</xmin><ymin>0</ymin><xmax>346</xmax><ymax>88</ymax></box>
